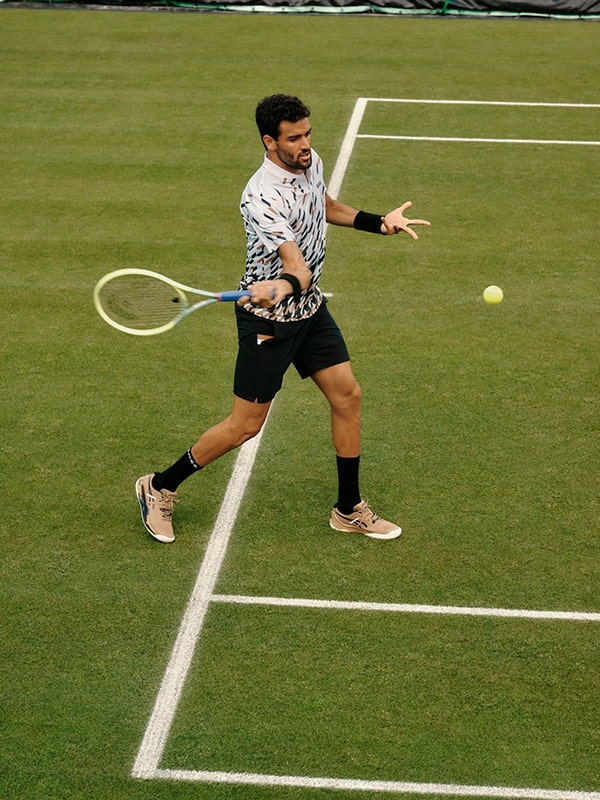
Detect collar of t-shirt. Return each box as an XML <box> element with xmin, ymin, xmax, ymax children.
<box><xmin>262</xmin><ymin>151</ymin><xmax>313</xmax><ymax>187</ymax></box>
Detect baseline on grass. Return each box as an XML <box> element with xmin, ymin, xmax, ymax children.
<box><xmin>93</xmin><ymin>268</ymin><xmax>250</xmax><ymax>336</ymax></box>
<box><xmin>132</xmin><ymin>97</ymin><xmax>600</xmax><ymax>799</ymax></box>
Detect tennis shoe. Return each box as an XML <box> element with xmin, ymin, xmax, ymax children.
<box><xmin>329</xmin><ymin>500</ymin><xmax>402</xmax><ymax>540</ymax></box>
<box><xmin>135</xmin><ymin>473</ymin><xmax>177</xmax><ymax>543</ymax></box>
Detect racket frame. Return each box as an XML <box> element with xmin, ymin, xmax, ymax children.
<box><xmin>93</xmin><ymin>268</ymin><xmax>250</xmax><ymax>336</ymax></box>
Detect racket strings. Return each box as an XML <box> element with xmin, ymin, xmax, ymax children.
<box><xmin>97</xmin><ymin>275</ymin><xmax>186</xmax><ymax>331</ymax></box>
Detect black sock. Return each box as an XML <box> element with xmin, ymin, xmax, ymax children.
<box><xmin>336</xmin><ymin>455</ymin><xmax>361</xmax><ymax>514</ymax></box>
<box><xmin>152</xmin><ymin>448</ymin><xmax>202</xmax><ymax>493</ymax></box>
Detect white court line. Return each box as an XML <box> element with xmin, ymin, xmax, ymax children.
<box><xmin>363</xmin><ymin>98</ymin><xmax>600</xmax><ymax>108</ymax></box>
<box><xmin>358</xmin><ymin>134</ymin><xmax>600</xmax><ymax>146</ymax></box>
<box><xmin>131</xmin><ymin>413</ymin><xmax>271</xmax><ymax>778</ymax></box>
<box><xmin>212</xmin><ymin>594</ymin><xmax>600</xmax><ymax>622</ymax></box>
<box><xmin>132</xmin><ymin>97</ymin><xmax>599</xmax><ymax>797</ymax></box>
<box><xmin>152</xmin><ymin>769</ymin><xmax>600</xmax><ymax>800</ymax></box>
<box><xmin>355</xmin><ymin>97</ymin><xmax>600</xmax><ymax>147</ymax></box>
<box><xmin>327</xmin><ymin>96</ymin><xmax>368</xmax><ymax>198</ymax></box>
<box><xmin>131</xmin><ymin>102</ymin><xmax>365</xmax><ymax>779</ymax></box>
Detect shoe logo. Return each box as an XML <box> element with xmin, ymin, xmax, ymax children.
<box><xmin>138</xmin><ymin>485</ymin><xmax>149</xmax><ymax>521</ymax></box>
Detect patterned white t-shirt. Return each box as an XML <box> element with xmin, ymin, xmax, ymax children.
<box><xmin>239</xmin><ymin>149</ymin><xmax>326</xmax><ymax>323</ymax></box>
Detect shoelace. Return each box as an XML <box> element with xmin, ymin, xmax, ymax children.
<box><xmin>357</xmin><ymin>502</ymin><xmax>380</xmax><ymax>523</ymax></box>
<box><xmin>157</xmin><ymin>493</ymin><xmax>178</xmax><ymax>519</ymax></box>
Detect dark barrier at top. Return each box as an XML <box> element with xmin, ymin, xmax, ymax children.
<box><xmin>11</xmin><ymin>0</ymin><xmax>600</xmax><ymax>13</ymax></box>
<box><xmin>207</xmin><ymin>0</ymin><xmax>600</xmax><ymax>10</ymax></box>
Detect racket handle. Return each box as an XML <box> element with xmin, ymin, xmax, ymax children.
<box><xmin>216</xmin><ymin>290</ymin><xmax>251</xmax><ymax>302</ymax></box>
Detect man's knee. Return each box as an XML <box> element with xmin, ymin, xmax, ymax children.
<box><xmin>230</xmin><ymin>398</ymin><xmax>270</xmax><ymax>443</ymax></box>
<box><xmin>333</xmin><ymin>379</ymin><xmax>362</xmax><ymax>416</ymax></box>
<box><xmin>241</xmin><ymin>412</ymin><xmax>267</xmax><ymax>440</ymax></box>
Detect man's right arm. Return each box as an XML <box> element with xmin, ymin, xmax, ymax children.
<box><xmin>243</xmin><ymin>240</ymin><xmax>312</xmax><ymax>307</ymax></box>
<box><xmin>277</xmin><ymin>240</ymin><xmax>312</xmax><ymax>291</ymax></box>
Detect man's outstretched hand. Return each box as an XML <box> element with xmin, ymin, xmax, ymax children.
<box><xmin>381</xmin><ymin>201</ymin><xmax>431</xmax><ymax>239</ymax></box>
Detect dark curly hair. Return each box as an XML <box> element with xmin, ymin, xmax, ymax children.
<box><xmin>255</xmin><ymin>94</ymin><xmax>311</xmax><ymax>141</ymax></box>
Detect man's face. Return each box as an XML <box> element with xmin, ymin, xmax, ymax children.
<box><xmin>264</xmin><ymin>118</ymin><xmax>312</xmax><ymax>174</ymax></box>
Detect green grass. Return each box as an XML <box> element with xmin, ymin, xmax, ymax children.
<box><xmin>1</xmin><ymin>8</ymin><xmax>598</xmax><ymax>800</ymax></box>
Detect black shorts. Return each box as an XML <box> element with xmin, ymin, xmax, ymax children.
<box><xmin>234</xmin><ymin>301</ymin><xmax>350</xmax><ymax>403</ymax></box>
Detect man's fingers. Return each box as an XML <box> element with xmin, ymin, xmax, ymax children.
<box><xmin>386</xmin><ymin>218</ymin><xmax>431</xmax><ymax>237</ymax></box>
<box><xmin>247</xmin><ymin>281</ymin><xmax>287</xmax><ymax>308</ymax></box>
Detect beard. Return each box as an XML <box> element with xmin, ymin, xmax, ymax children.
<box><xmin>276</xmin><ymin>146</ymin><xmax>312</xmax><ymax>172</ymax></box>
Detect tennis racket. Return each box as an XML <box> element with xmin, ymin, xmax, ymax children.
<box><xmin>93</xmin><ymin>268</ymin><xmax>250</xmax><ymax>336</ymax></box>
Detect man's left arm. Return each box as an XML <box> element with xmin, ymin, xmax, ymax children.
<box><xmin>326</xmin><ymin>193</ymin><xmax>430</xmax><ymax>240</ymax></box>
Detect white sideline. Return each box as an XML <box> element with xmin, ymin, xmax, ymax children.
<box><xmin>132</xmin><ymin>97</ymin><xmax>599</xmax><ymax>798</ymax></box>
<box><xmin>327</xmin><ymin>96</ymin><xmax>368</xmax><ymax>198</ymax></box>
<box><xmin>131</xmin><ymin>95</ymin><xmax>367</xmax><ymax>781</ymax></box>
<box><xmin>131</xmin><ymin>414</ymin><xmax>270</xmax><ymax>778</ymax></box>
<box><xmin>131</xmin><ymin>100</ymin><xmax>367</xmax><ymax>777</ymax></box>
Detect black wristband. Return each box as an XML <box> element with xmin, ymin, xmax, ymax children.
<box><xmin>353</xmin><ymin>210</ymin><xmax>385</xmax><ymax>234</ymax></box>
<box><xmin>279</xmin><ymin>272</ymin><xmax>302</xmax><ymax>299</ymax></box>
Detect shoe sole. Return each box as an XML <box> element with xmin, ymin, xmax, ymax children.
<box><xmin>329</xmin><ymin>520</ymin><xmax>402</xmax><ymax>540</ymax></box>
<box><xmin>135</xmin><ymin>477</ymin><xmax>175</xmax><ymax>544</ymax></box>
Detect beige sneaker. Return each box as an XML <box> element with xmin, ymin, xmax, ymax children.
<box><xmin>135</xmin><ymin>474</ymin><xmax>177</xmax><ymax>543</ymax></box>
<box><xmin>329</xmin><ymin>500</ymin><xmax>402</xmax><ymax>540</ymax></box>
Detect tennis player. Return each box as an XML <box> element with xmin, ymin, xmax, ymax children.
<box><xmin>136</xmin><ymin>94</ymin><xmax>430</xmax><ymax>543</ymax></box>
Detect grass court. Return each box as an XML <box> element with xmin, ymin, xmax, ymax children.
<box><xmin>1</xmin><ymin>7</ymin><xmax>598</xmax><ymax>799</ymax></box>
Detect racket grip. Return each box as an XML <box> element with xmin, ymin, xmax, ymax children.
<box><xmin>216</xmin><ymin>290</ymin><xmax>251</xmax><ymax>302</ymax></box>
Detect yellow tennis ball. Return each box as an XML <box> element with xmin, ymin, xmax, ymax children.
<box><xmin>483</xmin><ymin>285</ymin><xmax>504</xmax><ymax>305</ymax></box>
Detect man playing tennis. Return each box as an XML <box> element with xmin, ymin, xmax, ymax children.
<box><xmin>136</xmin><ymin>94</ymin><xmax>430</xmax><ymax>543</ymax></box>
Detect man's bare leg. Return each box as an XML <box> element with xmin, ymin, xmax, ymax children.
<box><xmin>190</xmin><ymin>395</ymin><xmax>272</xmax><ymax>467</ymax></box>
